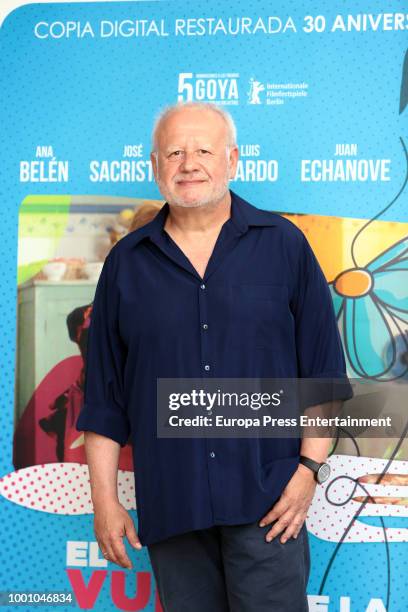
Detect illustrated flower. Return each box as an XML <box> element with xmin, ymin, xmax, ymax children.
<box><xmin>330</xmin><ymin>236</ymin><xmax>408</xmax><ymax>380</ymax></box>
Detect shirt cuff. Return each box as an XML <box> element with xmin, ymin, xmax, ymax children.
<box><xmin>76</xmin><ymin>404</ymin><xmax>130</xmax><ymax>447</ymax></box>
<box><xmin>299</xmin><ymin>372</ymin><xmax>354</xmax><ymax>411</ymax></box>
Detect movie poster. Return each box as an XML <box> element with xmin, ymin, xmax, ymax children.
<box><xmin>0</xmin><ymin>1</ymin><xmax>407</xmax><ymax>610</ymax></box>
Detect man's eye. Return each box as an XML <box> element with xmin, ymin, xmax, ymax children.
<box><xmin>169</xmin><ymin>151</ymin><xmax>182</xmax><ymax>158</ymax></box>
<box><xmin>199</xmin><ymin>149</ymin><xmax>210</xmax><ymax>154</ymax></box>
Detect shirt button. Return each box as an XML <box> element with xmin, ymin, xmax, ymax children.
<box><xmin>202</xmin><ymin>323</ymin><xmax>208</xmax><ymax>330</ymax></box>
<box><xmin>200</xmin><ymin>283</ymin><xmax>206</xmax><ymax>290</ymax></box>
<box><xmin>210</xmin><ymin>452</ymin><xmax>215</xmax><ymax>458</ymax></box>
<box><xmin>204</xmin><ymin>364</ymin><xmax>210</xmax><ymax>371</ymax></box>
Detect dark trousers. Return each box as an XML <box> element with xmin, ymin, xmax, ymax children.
<box><xmin>147</xmin><ymin>521</ymin><xmax>310</xmax><ymax>611</ymax></box>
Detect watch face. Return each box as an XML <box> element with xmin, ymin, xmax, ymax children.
<box><xmin>317</xmin><ymin>463</ymin><xmax>331</xmax><ymax>483</ymax></box>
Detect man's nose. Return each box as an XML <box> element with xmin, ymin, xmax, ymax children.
<box><xmin>180</xmin><ymin>151</ymin><xmax>199</xmax><ymax>172</ymax></box>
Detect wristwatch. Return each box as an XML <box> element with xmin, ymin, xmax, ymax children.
<box><xmin>299</xmin><ymin>455</ymin><xmax>331</xmax><ymax>484</ymax></box>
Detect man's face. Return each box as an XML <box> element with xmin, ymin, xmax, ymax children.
<box><xmin>150</xmin><ymin>108</ymin><xmax>239</xmax><ymax>208</ymax></box>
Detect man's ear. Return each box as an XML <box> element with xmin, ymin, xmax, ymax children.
<box><xmin>150</xmin><ymin>151</ymin><xmax>159</xmax><ymax>183</ymax></box>
<box><xmin>228</xmin><ymin>145</ymin><xmax>239</xmax><ymax>179</ymax></box>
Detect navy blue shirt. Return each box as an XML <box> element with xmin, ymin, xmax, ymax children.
<box><xmin>76</xmin><ymin>189</ymin><xmax>350</xmax><ymax>546</ymax></box>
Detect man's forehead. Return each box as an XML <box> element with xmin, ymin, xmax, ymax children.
<box><xmin>157</xmin><ymin>109</ymin><xmax>227</xmax><ymax>143</ymax></box>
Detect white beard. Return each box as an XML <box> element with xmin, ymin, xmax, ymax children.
<box><xmin>157</xmin><ymin>174</ymin><xmax>230</xmax><ymax>209</ymax></box>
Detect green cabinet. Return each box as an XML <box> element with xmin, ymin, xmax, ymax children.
<box><xmin>15</xmin><ymin>280</ymin><xmax>97</xmax><ymax>427</ymax></box>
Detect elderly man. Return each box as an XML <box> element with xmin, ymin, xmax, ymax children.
<box><xmin>76</xmin><ymin>102</ymin><xmax>351</xmax><ymax>611</ymax></box>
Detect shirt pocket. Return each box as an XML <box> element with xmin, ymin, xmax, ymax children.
<box><xmin>235</xmin><ymin>284</ymin><xmax>292</xmax><ymax>349</ymax></box>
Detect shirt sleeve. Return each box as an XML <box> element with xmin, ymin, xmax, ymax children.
<box><xmin>291</xmin><ymin>233</ymin><xmax>353</xmax><ymax>405</ymax></box>
<box><xmin>76</xmin><ymin>251</ymin><xmax>130</xmax><ymax>447</ymax></box>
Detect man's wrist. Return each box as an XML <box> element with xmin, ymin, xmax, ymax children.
<box><xmin>91</xmin><ymin>494</ymin><xmax>120</xmax><ymax>509</ymax></box>
<box><xmin>298</xmin><ymin>455</ymin><xmax>331</xmax><ymax>484</ymax></box>
<box><xmin>297</xmin><ymin>462</ymin><xmax>317</xmax><ymax>481</ymax></box>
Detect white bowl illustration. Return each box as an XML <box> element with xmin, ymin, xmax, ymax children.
<box><xmin>83</xmin><ymin>261</ymin><xmax>104</xmax><ymax>281</ymax></box>
<box><xmin>42</xmin><ymin>261</ymin><xmax>67</xmax><ymax>281</ymax></box>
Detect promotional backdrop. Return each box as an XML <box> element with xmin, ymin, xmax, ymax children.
<box><xmin>0</xmin><ymin>1</ymin><xmax>407</xmax><ymax>610</ymax></box>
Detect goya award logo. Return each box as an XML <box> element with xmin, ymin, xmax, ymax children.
<box><xmin>177</xmin><ymin>72</ymin><xmax>239</xmax><ymax>105</ymax></box>
<box><xmin>177</xmin><ymin>72</ymin><xmax>309</xmax><ymax>107</ymax></box>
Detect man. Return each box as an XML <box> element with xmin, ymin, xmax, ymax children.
<box><xmin>76</xmin><ymin>102</ymin><xmax>351</xmax><ymax>611</ymax></box>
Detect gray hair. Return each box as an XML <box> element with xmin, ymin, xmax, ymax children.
<box><xmin>151</xmin><ymin>101</ymin><xmax>237</xmax><ymax>152</ymax></box>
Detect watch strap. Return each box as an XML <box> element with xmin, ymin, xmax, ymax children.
<box><xmin>299</xmin><ymin>455</ymin><xmax>322</xmax><ymax>473</ymax></box>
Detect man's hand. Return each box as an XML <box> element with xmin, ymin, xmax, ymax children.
<box><xmin>259</xmin><ymin>464</ymin><xmax>317</xmax><ymax>544</ymax></box>
<box><xmin>94</xmin><ymin>499</ymin><xmax>142</xmax><ymax>569</ymax></box>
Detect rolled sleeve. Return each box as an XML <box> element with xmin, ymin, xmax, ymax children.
<box><xmin>292</xmin><ymin>233</ymin><xmax>353</xmax><ymax>404</ymax></box>
<box><xmin>76</xmin><ymin>251</ymin><xmax>130</xmax><ymax>447</ymax></box>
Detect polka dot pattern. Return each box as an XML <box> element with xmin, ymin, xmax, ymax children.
<box><xmin>0</xmin><ymin>463</ymin><xmax>136</xmax><ymax>514</ymax></box>
<box><xmin>307</xmin><ymin>454</ymin><xmax>408</xmax><ymax>543</ymax></box>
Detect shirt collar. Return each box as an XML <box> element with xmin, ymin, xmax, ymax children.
<box><xmin>229</xmin><ymin>189</ymin><xmax>277</xmax><ymax>232</ymax></box>
<box><xmin>129</xmin><ymin>188</ymin><xmax>276</xmax><ymax>248</ymax></box>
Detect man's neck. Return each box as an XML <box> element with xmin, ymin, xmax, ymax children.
<box><xmin>164</xmin><ymin>190</ymin><xmax>232</xmax><ymax>236</ymax></box>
